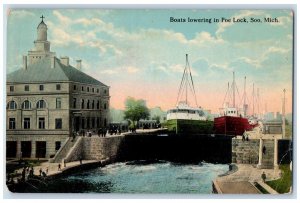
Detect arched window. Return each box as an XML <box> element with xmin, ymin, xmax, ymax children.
<box><xmin>7</xmin><ymin>101</ymin><xmax>17</xmax><ymax>110</ymax></box>
<box><xmin>81</xmin><ymin>99</ymin><xmax>85</xmax><ymax>109</ymax></box>
<box><xmin>36</xmin><ymin>100</ymin><xmax>46</xmax><ymax>109</ymax></box>
<box><xmin>92</xmin><ymin>100</ymin><xmax>95</xmax><ymax>109</ymax></box>
<box><xmin>22</xmin><ymin>100</ymin><xmax>31</xmax><ymax>109</ymax></box>
<box><xmin>87</xmin><ymin>100</ymin><xmax>90</xmax><ymax>109</ymax></box>
<box><xmin>96</xmin><ymin>100</ymin><xmax>100</xmax><ymax>109</ymax></box>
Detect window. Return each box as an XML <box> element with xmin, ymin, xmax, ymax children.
<box><xmin>87</xmin><ymin>100</ymin><xmax>90</xmax><ymax>109</ymax></box>
<box><xmin>24</xmin><ymin>118</ymin><xmax>30</xmax><ymax>129</ymax></box>
<box><xmin>73</xmin><ymin>98</ymin><xmax>77</xmax><ymax>108</ymax></box>
<box><xmin>104</xmin><ymin>103</ymin><xmax>107</xmax><ymax>110</ymax></box>
<box><xmin>24</xmin><ymin>85</ymin><xmax>29</xmax><ymax>91</ymax></box>
<box><xmin>87</xmin><ymin>87</ymin><xmax>90</xmax><ymax>92</ymax></box>
<box><xmin>92</xmin><ymin>88</ymin><xmax>94</xmax><ymax>93</ymax></box>
<box><xmin>97</xmin><ymin>89</ymin><xmax>99</xmax><ymax>93</ymax></box>
<box><xmin>96</xmin><ymin>100</ymin><xmax>100</xmax><ymax>109</ymax></box>
<box><xmin>55</xmin><ymin>141</ymin><xmax>61</xmax><ymax>151</ymax></box>
<box><xmin>7</xmin><ymin>101</ymin><xmax>17</xmax><ymax>110</ymax></box>
<box><xmin>81</xmin><ymin>99</ymin><xmax>84</xmax><ymax>109</ymax></box>
<box><xmin>104</xmin><ymin>89</ymin><xmax>107</xmax><ymax>94</ymax></box>
<box><xmin>38</xmin><ymin>117</ymin><xmax>45</xmax><ymax>129</ymax></box>
<box><xmin>81</xmin><ymin>86</ymin><xmax>84</xmax><ymax>91</ymax></box>
<box><xmin>56</xmin><ymin>98</ymin><xmax>61</xmax><ymax>109</ymax></box>
<box><xmin>22</xmin><ymin>100</ymin><xmax>31</xmax><ymax>109</ymax></box>
<box><xmin>9</xmin><ymin>118</ymin><xmax>16</xmax><ymax>129</ymax></box>
<box><xmin>73</xmin><ymin>85</ymin><xmax>77</xmax><ymax>90</ymax></box>
<box><xmin>39</xmin><ymin>85</ymin><xmax>44</xmax><ymax>91</ymax></box>
<box><xmin>82</xmin><ymin>118</ymin><xmax>85</xmax><ymax>129</ymax></box>
<box><xmin>92</xmin><ymin>118</ymin><xmax>95</xmax><ymax>128</ymax></box>
<box><xmin>36</xmin><ymin>100</ymin><xmax>46</xmax><ymax>109</ymax></box>
<box><xmin>104</xmin><ymin>118</ymin><xmax>107</xmax><ymax>127</ymax></box>
<box><xmin>10</xmin><ymin>86</ymin><xmax>14</xmax><ymax>92</ymax></box>
<box><xmin>56</xmin><ymin>84</ymin><xmax>61</xmax><ymax>90</ymax></box>
<box><xmin>87</xmin><ymin>118</ymin><xmax>90</xmax><ymax>129</ymax></box>
<box><xmin>97</xmin><ymin>117</ymin><xmax>100</xmax><ymax>128</ymax></box>
<box><xmin>55</xmin><ymin>118</ymin><xmax>62</xmax><ymax>129</ymax></box>
<box><xmin>92</xmin><ymin>100</ymin><xmax>95</xmax><ymax>109</ymax></box>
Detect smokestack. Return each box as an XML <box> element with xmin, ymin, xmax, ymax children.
<box><xmin>60</xmin><ymin>56</ymin><xmax>69</xmax><ymax>66</ymax></box>
<box><xmin>76</xmin><ymin>59</ymin><xmax>82</xmax><ymax>70</ymax></box>
<box><xmin>23</xmin><ymin>56</ymin><xmax>27</xmax><ymax>70</ymax></box>
<box><xmin>51</xmin><ymin>57</ymin><xmax>56</xmax><ymax>68</ymax></box>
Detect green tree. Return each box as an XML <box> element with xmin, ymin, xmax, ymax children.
<box><xmin>124</xmin><ymin>97</ymin><xmax>150</xmax><ymax>127</ymax></box>
<box><xmin>152</xmin><ymin>115</ymin><xmax>161</xmax><ymax>124</ymax></box>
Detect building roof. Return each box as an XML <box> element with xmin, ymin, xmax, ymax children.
<box><xmin>37</xmin><ymin>20</ymin><xmax>47</xmax><ymax>29</ymax></box>
<box><xmin>7</xmin><ymin>57</ymin><xmax>107</xmax><ymax>86</ymax></box>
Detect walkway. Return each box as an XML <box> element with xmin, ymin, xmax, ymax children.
<box><xmin>15</xmin><ymin>159</ymin><xmax>100</xmax><ymax>181</ymax></box>
<box><xmin>214</xmin><ymin>164</ymin><xmax>281</xmax><ymax>194</ymax></box>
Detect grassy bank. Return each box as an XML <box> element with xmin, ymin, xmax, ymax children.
<box><xmin>266</xmin><ymin>164</ymin><xmax>292</xmax><ymax>194</ymax></box>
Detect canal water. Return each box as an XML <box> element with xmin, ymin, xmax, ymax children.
<box><xmin>42</xmin><ymin>160</ymin><xmax>228</xmax><ymax>193</ymax></box>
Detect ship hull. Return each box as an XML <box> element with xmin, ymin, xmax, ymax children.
<box><xmin>213</xmin><ymin>116</ymin><xmax>254</xmax><ymax>136</ymax></box>
<box><xmin>165</xmin><ymin>119</ymin><xmax>214</xmax><ymax>134</ymax></box>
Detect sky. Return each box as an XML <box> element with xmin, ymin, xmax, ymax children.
<box><xmin>6</xmin><ymin>9</ymin><xmax>293</xmax><ymax>114</ymax></box>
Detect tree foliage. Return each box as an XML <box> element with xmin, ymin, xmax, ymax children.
<box><xmin>124</xmin><ymin>97</ymin><xmax>150</xmax><ymax>124</ymax></box>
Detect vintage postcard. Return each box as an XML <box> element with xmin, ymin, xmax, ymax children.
<box><xmin>5</xmin><ymin>8</ymin><xmax>293</xmax><ymax>195</ymax></box>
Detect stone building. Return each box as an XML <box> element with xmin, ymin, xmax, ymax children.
<box><xmin>6</xmin><ymin>17</ymin><xmax>110</xmax><ymax>159</ymax></box>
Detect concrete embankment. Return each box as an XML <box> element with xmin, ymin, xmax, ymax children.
<box><xmin>212</xmin><ymin>164</ymin><xmax>281</xmax><ymax>194</ymax></box>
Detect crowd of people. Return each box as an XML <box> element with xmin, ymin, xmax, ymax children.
<box><xmin>18</xmin><ymin>166</ymin><xmax>48</xmax><ymax>182</ymax></box>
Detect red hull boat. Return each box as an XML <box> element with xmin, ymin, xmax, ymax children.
<box><xmin>214</xmin><ymin>116</ymin><xmax>255</xmax><ymax>136</ymax></box>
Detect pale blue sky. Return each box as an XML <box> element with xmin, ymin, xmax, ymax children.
<box><xmin>6</xmin><ymin>9</ymin><xmax>293</xmax><ymax>113</ymax></box>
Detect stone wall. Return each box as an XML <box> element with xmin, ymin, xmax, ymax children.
<box><xmin>64</xmin><ymin>136</ymin><xmax>125</xmax><ymax>162</ymax></box>
<box><xmin>83</xmin><ymin>136</ymin><xmax>124</xmax><ymax>160</ymax></box>
<box><xmin>65</xmin><ymin>137</ymin><xmax>83</xmax><ymax>162</ymax></box>
<box><xmin>232</xmin><ymin>138</ymin><xmax>260</xmax><ymax>164</ymax></box>
<box><xmin>232</xmin><ymin>138</ymin><xmax>278</xmax><ymax>169</ymax></box>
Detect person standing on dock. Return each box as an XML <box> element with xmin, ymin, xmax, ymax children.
<box><xmin>261</xmin><ymin>171</ymin><xmax>267</xmax><ymax>183</ymax></box>
<box><xmin>58</xmin><ymin>163</ymin><xmax>61</xmax><ymax>171</ymax></box>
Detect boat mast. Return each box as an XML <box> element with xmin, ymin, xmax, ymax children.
<box><xmin>185</xmin><ymin>54</ymin><xmax>188</xmax><ymax>104</ymax></box>
<box><xmin>282</xmin><ymin>89</ymin><xmax>286</xmax><ymax>138</ymax></box>
<box><xmin>257</xmin><ymin>88</ymin><xmax>260</xmax><ymax>118</ymax></box>
<box><xmin>233</xmin><ymin>72</ymin><xmax>235</xmax><ymax>108</ymax></box>
<box><xmin>243</xmin><ymin>76</ymin><xmax>247</xmax><ymax>116</ymax></box>
<box><xmin>252</xmin><ymin>83</ymin><xmax>255</xmax><ymax>116</ymax></box>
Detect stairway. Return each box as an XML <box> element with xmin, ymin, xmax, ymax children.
<box><xmin>261</xmin><ymin>140</ymin><xmax>274</xmax><ymax>169</ymax></box>
<box><xmin>51</xmin><ymin>136</ymin><xmax>80</xmax><ymax>163</ymax></box>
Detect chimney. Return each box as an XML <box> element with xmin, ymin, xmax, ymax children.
<box><xmin>23</xmin><ymin>56</ymin><xmax>27</xmax><ymax>70</ymax></box>
<box><xmin>60</xmin><ymin>56</ymin><xmax>69</xmax><ymax>66</ymax></box>
<box><xmin>76</xmin><ymin>59</ymin><xmax>82</xmax><ymax>70</ymax></box>
<box><xmin>51</xmin><ymin>57</ymin><xmax>56</xmax><ymax>68</ymax></box>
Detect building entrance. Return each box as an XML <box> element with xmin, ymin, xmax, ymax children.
<box><xmin>36</xmin><ymin>141</ymin><xmax>46</xmax><ymax>158</ymax></box>
<box><xmin>6</xmin><ymin>141</ymin><xmax>17</xmax><ymax>158</ymax></box>
<box><xmin>21</xmin><ymin>141</ymin><xmax>32</xmax><ymax>158</ymax></box>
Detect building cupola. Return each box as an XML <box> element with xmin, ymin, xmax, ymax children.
<box><xmin>27</xmin><ymin>15</ymin><xmax>56</xmax><ymax>65</ymax></box>
<box><xmin>37</xmin><ymin>15</ymin><xmax>47</xmax><ymax>41</ymax></box>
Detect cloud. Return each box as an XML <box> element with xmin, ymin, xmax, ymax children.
<box><xmin>125</xmin><ymin>66</ymin><xmax>139</xmax><ymax>73</ymax></box>
<box><xmin>269</xmin><ymin>14</ymin><xmax>293</xmax><ymax>27</ymax></box>
<box><xmin>190</xmin><ymin>32</ymin><xmax>224</xmax><ymax>45</ymax></box>
<box><xmin>8</xmin><ymin>9</ymin><xmax>35</xmax><ymax>18</ymax></box>
<box><xmin>99</xmin><ymin>65</ymin><xmax>139</xmax><ymax>75</ymax></box>
<box><xmin>216</xmin><ymin>10</ymin><xmax>264</xmax><ymax>38</ymax></box>
<box><xmin>100</xmin><ymin>69</ymin><xmax>118</xmax><ymax>75</ymax></box>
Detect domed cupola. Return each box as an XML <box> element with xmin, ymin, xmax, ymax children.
<box><xmin>37</xmin><ymin>15</ymin><xmax>47</xmax><ymax>41</ymax></box>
